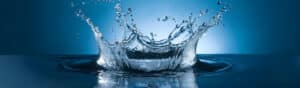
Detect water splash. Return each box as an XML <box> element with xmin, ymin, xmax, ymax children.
<box><xmin>71</xmin><ymin>0</ymin><xmax>229</xmax><ymax>72</ymax></box>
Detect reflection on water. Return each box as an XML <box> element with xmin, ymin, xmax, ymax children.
<box><xmin>61</xmin><ymin>55</ymin><xmax>231</xmax><ymax>88</ymax></box>
<box><xmin>1</xmin><ymin>55</ymin><xmax>300</xmax><ymax>88</ymax></box>
<box><xmin>95</xmin><ymin>69</ymin><xmax>197</xmax><ymax>88</ymax></box>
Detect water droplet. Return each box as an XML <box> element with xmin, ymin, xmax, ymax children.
<box><xmin>199</xmin><ymin>10</ymin><xmax>204</xmax><ymax>16</ymax></box>
<box><xmin>70</xmin><ymin>1</ymin><xmax>75</xmax><ymax>7</ymax></box>
<box><xmin>217</xmin><ymin>0</ymin><xmax>222</xmax><ymax>5</ymax></box>
<box><xmin>81</xmin><ymin>2</ymin><xmax>86</xmax><ymax>5</ymax></box>
<box><xmin>162</xmin><ymin>16</ymin><xmax>169</xmax><ymax>22</ymax></box>
<box><xmin>127</xmin><ymin>8</ymin><xmax>132</xmax><ymax>13</ymax></box>
<box><xmin>205</xmin><ymin>9</ymin><xmax>209</xmax><ymax>13</ymax></box>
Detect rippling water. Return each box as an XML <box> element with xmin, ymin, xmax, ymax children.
<box><xmin>61</xmin><ymin>55</ymin><xmax>231</xmax><ymax>88</ymax></box>
<box><xmin>1</xmin><ymin>55</ymin><xmax>299</xmax><ymax>88</ymax></box>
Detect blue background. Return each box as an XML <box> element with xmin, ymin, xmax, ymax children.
<box><xmin>1</xmin><ymin>0</ymin><xmax>300</xmax><ymax>55</ymax></box>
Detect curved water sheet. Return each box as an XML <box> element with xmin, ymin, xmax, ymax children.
<box><xmin>61</xmin><ymin>55</ymin><xmax>231</xmax><ymax>73</ymax></box>
<box><xmin>70</xmin><ymin>0</ymin><xmax>230</xmax><ymax>72</ymax></box>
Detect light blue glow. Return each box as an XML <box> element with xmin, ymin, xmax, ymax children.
<box><xmin>83</xmin><ymin>0</ymin><xmax>234</xmax><ymax>54</ymax></box>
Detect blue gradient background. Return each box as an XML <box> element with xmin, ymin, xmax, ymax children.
<box><xmin>1</xmin><ymin>0</ymin><xmax>300</xmax><ymax>55</ymax></box>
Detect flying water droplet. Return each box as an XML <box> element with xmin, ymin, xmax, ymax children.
<box><xmin>162</xmin><ymin>16</ymin><xmax>169</xmax><ymax>22</ymax></box>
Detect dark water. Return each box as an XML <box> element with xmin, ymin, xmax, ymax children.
<box><xmin>0</xmin><ymin>55</ymin><xmax>299</xmax><ymax>88</ymax></box>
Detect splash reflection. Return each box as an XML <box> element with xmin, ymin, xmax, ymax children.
<box><xmin>95</xmin><ymin>69</ymin><xmax>198</xmax><ymax>88</ymax></box>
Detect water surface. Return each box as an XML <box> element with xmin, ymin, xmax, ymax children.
<box><xmin>0</xmin><ymin>55</ymin><xmax>299</xmax><ymax>88</ymax></box>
